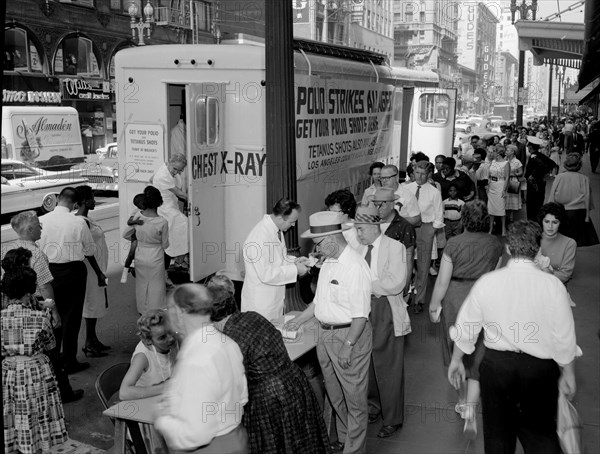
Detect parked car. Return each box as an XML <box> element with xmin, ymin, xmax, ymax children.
<box><xmin>453</xmin><ymin>126</ymin><xmax>471</xmax><ymax>150</ymax></box>
<box><xmin>455</xmin><ymin>121</ymin><xmax>472</xmax><ymax>134</ymax></box>
<box><xmin>73</xmin><ymin>146</ymin><xmax>119</xmax><ymax>192</ymax></box>
<box><xmin>1</xmin><ymin>159</ymin><xmax>88</xmax><ymax>215</ymax></box>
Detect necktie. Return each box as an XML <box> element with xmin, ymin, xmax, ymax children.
<box><xmin>416</xmin><ymin>185</ymin><xmax>422</xmax><ymax>200</ymax></box>
<box><xmin>364</xmin><ymin>244</ymin><xmax>373</xmax><ymax>267</ymax></box>
<box><xmin>277</xmin><ymin>231</ymin><xmax>282</xmax><ymax>241</ymax></box>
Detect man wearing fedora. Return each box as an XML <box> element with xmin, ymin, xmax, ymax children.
<box><xmin>241</xmin><ymin>198</ymin><xmax>309</xmax><ymax>321</ymax></box>
<box><xmin>367</xmin><ymin>188</ymin><xmax>415</xmax><ymax>297</ymax></box>
<box><xmin>353</xmin><ymin>205</ymin><xmax>410</xmax><ymax>439</ymax></box>
<box><xmin>291</xmin><ymin>211</ymin><xmax>372</xmax><ymax>454</ymax></box>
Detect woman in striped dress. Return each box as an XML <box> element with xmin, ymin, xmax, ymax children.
<box><xmin>2</xmin><ymin>266</ymin><xmax>67</xmax><ymax>453</ymax></box>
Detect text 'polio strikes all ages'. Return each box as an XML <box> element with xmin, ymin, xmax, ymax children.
<box><xmin>191</xmin><ymin>151</ymin><xmax>266</xmax><ymax>180</ymax></box>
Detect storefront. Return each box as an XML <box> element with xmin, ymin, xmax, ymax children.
<box><xmin>3</xmin><ymin>74</ymin><xmax>62</xmax><ymax>106</ymax></box>
<box><xmin>59</xmin><ymin>77</ymin><xmax>114</xmax><ymax>155</ymax></box>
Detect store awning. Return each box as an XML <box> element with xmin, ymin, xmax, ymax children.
<box><xmin>514</xmin><ymin>20</ymin><xmax>584</xmax><ymax>69</ymax></box>
<box><xmin>577</xmin><ymin>0</ymin><xmax>600</xmax><ymax>91</ymax></box>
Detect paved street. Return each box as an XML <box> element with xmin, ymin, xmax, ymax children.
<box><xmin>2</xmin><ymin>157</ymin><xmax>599</xmax><ymax>454</ymax></box>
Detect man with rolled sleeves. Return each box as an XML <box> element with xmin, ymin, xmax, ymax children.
<box><xmin>353</xmin><ymin>206</ymin><xmax>410</xmax><ymax>439</ymax></box>
<box><xmin>405</xmin><ymin>161</ymin><xmax>444</xmax><ymax>314</ymax></box>
<box><xmin>39</xmin><ymin>187</ymin><xmax>106</xmax><ymax>374</ymax></box>
<box><xmin>292</xmin><ymin>211</ymin><xmax>372</xmax><ymax>454</ymax></box>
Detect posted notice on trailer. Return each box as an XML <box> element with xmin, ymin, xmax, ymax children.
<box><xmin>124</xmin><ymin>123</ymin><xmax>164</xmax><ymax>182</ymax></box>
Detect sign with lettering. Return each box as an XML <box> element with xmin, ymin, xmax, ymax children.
<box><xmin>124</xmin><ymin>123</ymin><xmax>164</xmax><ymax>182</ymax></box>
<box><xmin>294</xmin><ymin>75</ymin><xmax>394</xmax><ymax>181</ymax></box>
<box><xmin>2</xmin><ymin>90</ymin><xmax>62</xmax><ymax>104</ymax></box>
<box><xmin>456</xmin><ymin>2</ymin><xmax>477</xmax><ymax>71</ymax></box>
<box><xmin>61</xmin><ymin>78</ymin><xmax>112</xmax><ymax>101</ymax></box>
<box><xmin>7</xmin><ymin>112</ymin><xmax>83</xmax><ymax>164</ymax></box>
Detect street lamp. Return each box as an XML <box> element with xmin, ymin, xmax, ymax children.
<box><xmin>510</xmin><ymin>0</ymin><xmax>538</xmax><ymax>126</ymax></box>
<box><xmin>556</xmin><ymin>67</ymin><xmax>564</xmax><ymax>117</ymax></box>
<box><xmin>129</xmin><ymin>0</ymin><xmax>154</xmax><ymax>46</ymax></box>
<box><xmin>563</xmin><ymin>76</ymin><xmax>571</xmax><ymax>115</ymax></box>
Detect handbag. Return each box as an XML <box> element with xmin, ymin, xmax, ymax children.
<box><xmin>557</xmin><ymin>392</ymin><xmax>583</xmax><ymax>454</ymax></box>
<box><xmin>507</xmin><ymin>176</ymin><xmax>520</xmax><ymax>194</ymax></box>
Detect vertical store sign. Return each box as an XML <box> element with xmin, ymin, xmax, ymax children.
<box><xmin>124</xmin><ymin>123</ymin><xmax>164</xmax><ymax>182</ymax></box>
<box><xmin>482</xmin><ymin>45</ymin><xmax>491</xmax><ymax>99</ymax></box>
<box><xmin>457</xmin><ymin>2</ymin><xmax>477</xmax><ymax>71</ymax></box>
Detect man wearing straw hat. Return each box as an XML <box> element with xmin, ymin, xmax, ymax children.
<box><xmin>353</xmin><ymin>205</ymin><xmax>410</xmax><ymax>439</ymax></box>
<box><xmin>291</xmin><ymin>211</ymin><xmax>372</xmax><ymax>454</ymax></box>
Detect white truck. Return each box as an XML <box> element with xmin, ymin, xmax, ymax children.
<box><xmin>1</xmin><ymin>106</ymin><xmax>86</xmax><ymax>170</ymax></box>
<box><xmin>115</xmin><ymin>38</ymin><xmax>456</xmax><ymax>282</ymax></box>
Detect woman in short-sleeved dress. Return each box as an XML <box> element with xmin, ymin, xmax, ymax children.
<box><xmin>2</xmin><ymin>283</ymin><xmax>68</xmax><ymax>453</ymax></box>
<box><xmin>487</xmin><ymin>146</ymin><xmax>510</xmax><ymax>235</ymax></box>
<box><xmin>505</xmin><ymin>145</ymin><xmax>523</xmax><ymax>220</ymax></box>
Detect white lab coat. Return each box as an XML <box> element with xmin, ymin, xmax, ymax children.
<box><xmin>241</xmin><ymin>215</ymin><xmax>297</xmax><ymax>321</ymax></box>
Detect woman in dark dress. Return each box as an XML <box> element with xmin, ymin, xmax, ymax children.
<box><xmin>207</xmin><ymin>275</ymin><xmax>330</xmax><ymax>454</ymax></box>
<box><xmin>429</xmin><ymin>200</ymin><xmax>504</xmax><ymax>439</ymax></box>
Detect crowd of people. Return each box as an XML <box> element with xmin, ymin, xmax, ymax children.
<box><xmin>1</xmin><ymin>112</ymin><xmax>596</xmax><ymax>454</ymax></box>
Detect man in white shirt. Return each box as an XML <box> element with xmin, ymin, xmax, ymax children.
<box><xmin>379</xmin><ymin>165</ymin><xmax>421</xmax><ymax>226</ymax></box>
<box><xmin>241</xmin><ymin>198</ymin><xmax>308</xmax><ymax>321</ymax></box>
<box><xmin>157</xmin><ymin>284</ymin><xmax>248</xmax><ymax>453</ymax></box>
<box><xmin>405</xmin><ymin>161</ymin><xmax>444</xmax><ymax>314</ymax></box>
<box><xmin>293</xmin><ymin>211</ymin><xmax>372</xmax><ymax>454</ymax></box>
<box><xmin>449</xmin><ymin>221</ymin><xmax>578</xmax><ymax>453</ymax></box>
<box><xmin>353</xmin><ymin>206</ymin><xmax>409</xmax><ymax>439</ymax></box>
<box><xmin>39</xmin><ymin>187</ymin><xmax>106</xmax><ymax>374</ymax></box>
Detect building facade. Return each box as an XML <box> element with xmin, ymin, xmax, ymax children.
<box><xmin>456</xmin><ymin>1</ymin><xmax>498</xmax><ymax>114</ymax></box>
<box><xmin>392</xmin><ymin>0</ymin><xmax>459</xmax><ymax>87</ymax></box>
<box><xmin>494</xmin><ymin>51</ymin><xmax>518</xmax><ymax>106</ymax></box>
<box><xmin>293</xmin><ymin>0</ymin><xmax>394</xmax><ymax>61</ymax></box>
<box><xmin>4</xmin><ymin>0</ymin><xmax>215</xmax><ymax>152</ymax></box>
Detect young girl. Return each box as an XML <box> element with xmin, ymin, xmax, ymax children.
<box><xmin>122</xmin><ymin>193</ymin><xmax>146</xmax><ymax>277</ymax></box>
<box><xmin>119</xmin><ymin>309</ymin><xmax>178</xmax><ymax>453</ymax></box>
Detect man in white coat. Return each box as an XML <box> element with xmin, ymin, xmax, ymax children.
<box><xmin>353</xmin><ymin>205</ymin><xmax>410</xmax><ymax>439</ymax></box>
<box><xmin>241</xmin><ymin>198</ymin><xmax>309</xmax><ymax>321</ymax></box>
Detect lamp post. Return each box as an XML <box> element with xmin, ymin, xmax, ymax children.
<box><xmin>556</xmin><ymin>67</ymin><xmax>564</xmax><ymax>118</ymax></box>
<box><xmin>563</xmin><ymin>76</ymin><xmax>570</xmax><ymax>116</ymax></box>
<box><xmin>129</xmin><ymin>0</ymin><xmax>154</xmax><ymax>46</ymax></box>
<box><xmin>510</xmin><ymin>0</ymin><xmax>538</xmax><ymax>126</ymax></box>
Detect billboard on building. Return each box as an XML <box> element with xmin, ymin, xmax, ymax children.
<box><xmin>456</xmin><ymin>2</ymin><xmax>478</xmax><ymax>71</ymax></box>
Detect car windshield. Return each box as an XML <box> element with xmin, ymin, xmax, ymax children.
<box><xmin>1</xmin><ymin>163</ymin><xmax>40</xmax><ymax>180</ymax></box>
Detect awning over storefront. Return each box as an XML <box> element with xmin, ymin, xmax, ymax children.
<box><xmin>514</xmin><ymin>20</ymin><xmax>584</xmax><ymax>69</ymax></box>
<box><xmin>577</xmin><ymin>0</ymin><xmax>600</xmax><ymax>91</ymax></box>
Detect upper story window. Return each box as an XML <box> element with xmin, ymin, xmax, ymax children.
<box><xmin>59</xmin><ymin>0</ymin><xmax>95</xmax><ymax>5</ymax></box>
<box><xmin>4</xmin><ymin>28</ymin><xmax>43</xmax><ymax>73</ymax></box>
<box><xmin>54</xmin><ymin>35</ymin><xmax>101</xmax><ymax>77</ymax></box>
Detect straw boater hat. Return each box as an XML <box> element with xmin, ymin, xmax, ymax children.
<box><xmin>367</xmin><ymin>187</ymin><xmax>400</xmax><ymax>203</ymax></box>
<box><xmin>526</xmin><ymin>135</ymin><xmax>547</xmax><ymax>147</ymax></box>
<box><xmin>352</xmin><ymin>205</ymin><xmax>384</xmax><ymax>225</ymax></box>
<box><xmin>300</xmin><ymin>211</ymin><xmax>351</xmax><ymax>239</ymax></box>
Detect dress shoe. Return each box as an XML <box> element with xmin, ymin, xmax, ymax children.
<box><xmin>368</xmin><ymin>413</ymin><xmax>380</xmax><ymax>423</ymax></box>
<box><xmin>330</xmin><ymin>441</ymin><xmax>344</xmax><ymax>452</ymax></box>
<box><xmin>93</xmin><ymin>340</ymin><xmax>111</xmax><ymax>351</ymax></box>
<box><xmin>62</xmin><ymin>389</ymin><xmax>84</xmax><ymax>403</ymax></box>
<box><xmin>64</xmin><ymin>361</ymin><xmax>90</xmax><ymax>375</ymax></box>
<box><xmin>377</xmin><ymin>424</ymin><xmax>402</xmax><ymax>438</ymax></box>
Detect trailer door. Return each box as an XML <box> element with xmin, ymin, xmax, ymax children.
<box><xmin>408</xmin><ymin>88</ymin><xmax>457</xmax><ymax>162</ymax></box>
<box><xmin>187</xmin><ymin>83</ymin><xmax>225</xmax><ymax>281</ymax></box>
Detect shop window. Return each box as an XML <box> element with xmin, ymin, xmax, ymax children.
<box><xmin>54</xmin><ymin>36</ymin><xmax>100</xmax><ymax>77</ymax></box>
<box><xmin>4</xmin><ymin>28</ymin><xmax>43</xmax><ymax>73</ymax></box>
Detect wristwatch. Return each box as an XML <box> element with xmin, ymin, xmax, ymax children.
<box><xmin>344</xmin><ymin>338</ymin><xmax>355</xmax><ymax>347</ymax></box>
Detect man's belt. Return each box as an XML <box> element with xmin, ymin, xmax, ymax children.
<box><xmin>320</xmin><ymin>322</ymin><xmax>352</xmax><ymax>330</ymax></box>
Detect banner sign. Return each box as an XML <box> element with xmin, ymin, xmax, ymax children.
<box><xmin>294</xmin><ymin>74</ymin><xmax>395</xmax><ymax>182</ymax></box>
<box><xmin>124</xmin><ymin>123</ymin><xmax>164</xmax><ymax>183</ymax></box>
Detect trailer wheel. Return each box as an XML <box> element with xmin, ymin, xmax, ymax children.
<box><xmin>41</xmin><ymin>193</ymin><xmax>58</xmax><ymax>213</ymax></box>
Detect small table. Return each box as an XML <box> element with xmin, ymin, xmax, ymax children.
<box><xmin>103</xmin><ymin>315</ymin><xmax>319</xmax><ymax>453</ymax></box>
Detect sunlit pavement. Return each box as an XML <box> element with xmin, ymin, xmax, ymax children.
<box><xmin>4</xmin><ymin>155</ymin><xmax>597</xmax><ymax>453</ymax></box>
